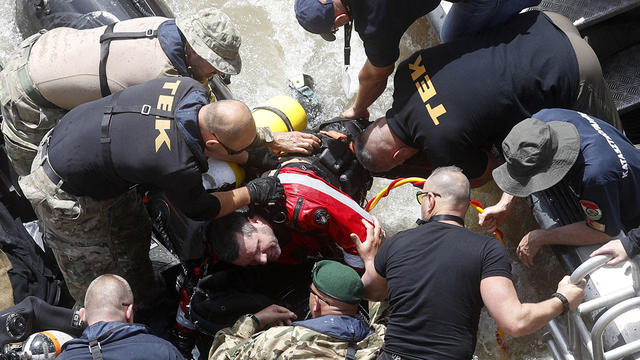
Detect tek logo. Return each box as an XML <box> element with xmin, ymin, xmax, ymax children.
<box><xmin>408</xmin><ymin>55</ymin><xmax>446</xmax><ymax>126</ymax></box>
<box><xmin>154</xmin><ymin>80</ymin><xmax>181</xmax><ymax>152</ymax></box>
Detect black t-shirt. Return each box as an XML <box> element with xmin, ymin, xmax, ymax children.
<box><xmin>374</xmin><ymin>221</ymin><xmax>512</xmax><ymax>359</ymax></box>
<box><xmin>352</xmin><ymin>0</ymin><xmax>440</xmax><ymax>67</ymax></box>
<box><xmin>49</xmin><ymin>77</ymin><xmax>221</xmax><ymax>220</ymax></box>
<box><xmin>386</xmin><ymin>11</ymin><xmax>579</xmax><ymax>179</ymax></box>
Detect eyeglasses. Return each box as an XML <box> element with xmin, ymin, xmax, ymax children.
<box><xmin>416</xmin><ymin>191</ymin><xmax>441</xmax><ymax>205</ymax></box>
<box><xmin>213</xmin><ymin>133</ymin><xmax>248</xmax><ymax>155</ymax></box>
<box><xmin>309</xmin><ymin>286</ymin><xmax>332</xmax><ymax>306</ymax></box>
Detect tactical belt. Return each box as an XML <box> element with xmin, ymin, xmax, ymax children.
<box><xmin>99</xmin><ymin>23</ymin><xmax>159</xmax><ymax>97</ymax></box>
<box><xmin>40</xmin><ymin>137</ymin><xmax>82</xmax><ymax>196</ymax></box>
<box><xmin>16</xmin><ymin>38</ymin><xmax>58</xmax><ymax>109</ymax></box>
<box><xmin>100</xmin><ymin>94</ymin><xmax>174</xmax><ymax>188</ymax></box>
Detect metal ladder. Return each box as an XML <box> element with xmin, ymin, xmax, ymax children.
<box><xmin>544</xmin><ymin>255</ymin><xmax>640</xmax><ymax>360</ymax></box>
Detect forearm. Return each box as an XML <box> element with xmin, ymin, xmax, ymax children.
<box><xmin>497</xmin><ymin>192</ymin><xmax>516</xmax><ymax>211</ymax></box>
<box><xmin>501</xmin><ymin>298</ymin><xmax>563</xmax><ymax>337</ymax></box>
<box><xmin>352</xmin><ymin>61</ymin><xmax>394</xmax><ymax>114</ymax></box>
<box><xmin>208</xmin><ymin>316</ymin><xmax>260</xmax><ymax>359</ymax></box>
<box><xmin>213</xmin><ymin>187</ymin><xmax>251</xmax><ymax>218</ymax></box>
<box><xmin>537</xmin><ymin>222</ymin><xmax>611</xmax><ymax>247</ymax></box>
<box><xmin>361</xmin><ymin>261</ymin><xmax>387</xmax><ymax>301</ymax></box>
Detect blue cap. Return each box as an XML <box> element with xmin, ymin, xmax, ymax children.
<box><xmin>295</xmin><ymin>0</ymin><xmax>335</xmax><ymax>35</ymax></box>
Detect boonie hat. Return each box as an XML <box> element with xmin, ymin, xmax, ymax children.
<box><xmin>176</xmin><ymin>8</ymin><xmax>242</xmax><ymax>75</ymax></box>
<box><xmin>492</xmin><ymin>118</ymin><xmax>580</xmax><ymax>197</ymax></box>
<box><xmin>312</xmin><ymin>260</ymin><xmax>363</xmax><ymax>304</ymax></box>
<box><xmin>295</xmin><ymin>0</ymin><xmax>337</xmax><ymax>41</ymax></box>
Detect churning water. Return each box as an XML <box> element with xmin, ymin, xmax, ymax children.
<box><xmin>0</xmin><ymin>0</ymin><xmax>567</xmax><ymax>358</ymax></box>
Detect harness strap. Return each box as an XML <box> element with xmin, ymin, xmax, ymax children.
<box><xmin>99</xmin><ymin>24</ymin><xmax>159</xmax><ymax>97</ymax></box>
<box><xmin>88</xmin><ymin>338</ymin><xmax>104</xmax><ymax>360</ymax></box>
<box><xmin>253</xmin><ymin>106</ymin><xmax>294</xmax><ymax>131</ymax></box>
<box><xmin>345</xmin><ymin>341</ymin><xmax>357</xmax><ymax>360</ymax></box>
<box><xmin>100</xmin><ymin>92</ymin><xmax>123</xmax><ymax>184</ymax></box>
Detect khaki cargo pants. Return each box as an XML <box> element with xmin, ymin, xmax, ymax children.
<box><xmin>18</xmin><ymin>142</ymin><xmax>155</xmax><ymax>307</ymax></box>
<box><xmin>0</xmin><ymin>31</ymin><xmax>66</xmax><ymax>177</ymax></box>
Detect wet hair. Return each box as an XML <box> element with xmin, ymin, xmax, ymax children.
<box><xmin>209</xmin><ymin>213</ymin><xmax>256</xmax><ymax>262</ymax></box>
<box><xmin>426</xmin><ymin>166</ymin><xmax>471</xmax><ymax>205</ymax></box>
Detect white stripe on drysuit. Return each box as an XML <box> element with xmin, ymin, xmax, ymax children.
<box><xmin>277</xmin><ymin>173</ymin><xmax>374</xmax><ymax>223</ymax></box>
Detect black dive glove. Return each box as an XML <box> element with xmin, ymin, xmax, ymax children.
<box><xmin>245</xmin><ymin>147</ymin><xmax>280</xmax><ymax>171</ymax></box>
<box><xmin>246</xmin><ymin>176</ymin><xmax>285</xmax><ymax>206</ymax></box>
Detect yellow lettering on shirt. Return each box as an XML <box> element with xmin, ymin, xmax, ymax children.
<box><xmin>426</xmin><ymin>103</ymin><xmax>447</xmax><ymax>126</ymax></box>
<box><xmin>408</xmin><ymin>55</ymin><xmax>426</xmax><ymax>81</ymax></box>
<box><xmin>155</xmin><ymin>119</ymin><xmax>171</xmax><ymax>152</ymax></box>
<box><xmin>153</xmin><ymin>79</ymin><xmax>183</xmax><ymax>152</ymax></box>
<box><xmin>408</xmin><ymin>55</ymin><xmax>447</xmax><ymax>126</ymax></box>
<box><xmin>157</xmin><ymin>95</ymin><xmax>173</xmax><ymax>112</ymax></box>
<box><xmin>162</xmin><ymin>80</ymin><xmax>181</xmax><ymax>95</ymax></box>
<box><xmin>415</xmin><ymin>77</ymin><xmax>436</xmax><ymax>103</ymax></box>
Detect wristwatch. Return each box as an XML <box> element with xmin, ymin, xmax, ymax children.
<box><xmin>551</xmin><ymin>292</ymin><xmax>570</xmax><ymax>315</ymax></box>
<box><xmin>248</xmin><ymin>313</ymin><xmax>261</xmax><ymax>328</ymax></box>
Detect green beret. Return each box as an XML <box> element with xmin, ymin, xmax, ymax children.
<box><xmin>312</xmin><ymin>260</ymin><xmax>364</xmax><ymax>304</ymax></box>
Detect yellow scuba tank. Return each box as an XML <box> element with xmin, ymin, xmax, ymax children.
<box><xmin>252</xmin><ymin>95</ymin><xmax>307</xmax><ymax>133</ymax></box>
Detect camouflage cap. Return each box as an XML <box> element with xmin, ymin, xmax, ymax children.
<box><xmin>312</xmin><ymin>260</ymin><xmax>364</xmax><ymax>304</ymax></box>
<box><xmin>176</xmin><ymin>8</ymin><xmax>242</xmax><ymax>75</ymax></box>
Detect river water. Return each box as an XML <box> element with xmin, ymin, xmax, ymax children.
<box><xmin>0</xmin><ymin>0</ymin><xmax>566</xmax><ymax>358</ymax></box>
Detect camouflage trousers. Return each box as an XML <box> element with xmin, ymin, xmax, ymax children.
<box><xmin>18</xmin><ymin>145</ymin><xmax>154</xmax><ymax>307</ymax></box>
<box><xmin>0</xmin><ymin>31</ymin><xmax>66</xmax><ymax>177</ymax></box>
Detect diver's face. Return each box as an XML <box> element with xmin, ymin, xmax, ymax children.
<box><xmin>232</xmin><ymin>218</ymin><xmax>281</xmax><ymax>266</ymax></box>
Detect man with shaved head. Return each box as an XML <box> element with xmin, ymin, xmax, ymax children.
<box><xmin>59</xmin><ymin>274</ymin><xmax>184</xmax><ymax>359</ymax></box>
<box><xmin>19</xmin><ymin>77</ymin><xmax>285</xmax><ymax>311</ymax></box>
<box><xmin>354</xmin><ymin>166</ymin><xmax>586</xmax><ymax>359</ymax></box>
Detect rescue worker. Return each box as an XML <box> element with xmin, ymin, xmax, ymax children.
<box><xmin>354</xmin><ymin>11</ymin><xmax>621</xmax><ymax>187</ymax></box>
<box><xmin>354</xmin><ymin>167</ymin><xmax>586</xmax><ymax>359</ymax></box>
<box><xmin>18</xmin><ymin>77</ymin><xmax>285</xmax><ymax>311</ymax></box>
<box><xmin>482</xmin><ymin>109</ymin><xmax>640</xmax><ymax>267</ymax></box>
<box><xmin>0</xmin><ymin>7</ymin><xmax>319</xmax><ymax>177</ymax></box>
<box><xmin>58</xmin><ymin>275</ymin><xmax>184</xmax><ymax>360</ymax></box>
<box><xmin>294</xmin><ymin>0</ymin><xmax>539</xmax><ymax>120</ymax></box>
<box><xmin>208</xmin><ymin>260</ymin><xmax>387</xmax><ymax>360</ymax></box>
<box><xmin>211</xmin><ymin>119</ymin><xmax>374</xmax><ymax>269</ymax></box>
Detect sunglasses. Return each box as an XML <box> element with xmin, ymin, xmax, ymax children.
<box><xmin>415</xmin><ymin>191</ymin><xmax>441</xmax><ymax>205</ymax></box>
<box><xmin>309</xmin><ymin>286</ymin><xmax>332</xmax><ymax>306</ymax></box>
<box><xmin>213</xmin><ymin>133</ymin><xmax>249</xmax><ymax>155</ymax></box>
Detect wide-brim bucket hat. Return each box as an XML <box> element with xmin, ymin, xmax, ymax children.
<box><xmin>492</xmin><ymin>118</ymin><xmax>580</xmax><ymax>197</ymax></box>
<box><xmin>176</xmin><ymin>8</ymin><xmax>242</xmax><ymax>75</ymax></box>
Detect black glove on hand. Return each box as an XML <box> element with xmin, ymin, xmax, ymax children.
<box><xmin>247</xmin><ymin>176</ymin><xmax>285</xmax><ymax>206</ymax></box>
<box><xmin>245</xmin><ymin>147</ymin><xmax>280</xmax><ymax>171</ymax></box>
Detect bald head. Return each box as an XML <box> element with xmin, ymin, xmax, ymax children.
<box><xmin>355</xmin><ymin>117</ymin><xmax>417</xmax><ymax>172</ymax></box>
<box><xmin>199</xmin><ymin>100</ymin><xmax>256</xmax><ymax>152</ymax></box>
<box><xmin>424</xmin><ymin>166</ymin><xmax>470</xmax><ymax>214</ymax></box>
<box><xmin>82</xmin><ymin>274</ymin><xmax>134</xmax><ymax>325</ymax></box>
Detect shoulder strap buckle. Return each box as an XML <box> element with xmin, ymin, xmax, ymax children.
<box><xmin>88</xmin><ymin>338</ymin><xmax>104</xmax><ymax>360</ymax></box>
<box><xmin>141</xmin><ymin>104</ymin><xmax>151</xmax><ymax>115</ymax></box>
<box><xmin>145</xmin><ymin>29</ymin><xmax>155</xmax><ymax>37</ymax></box>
